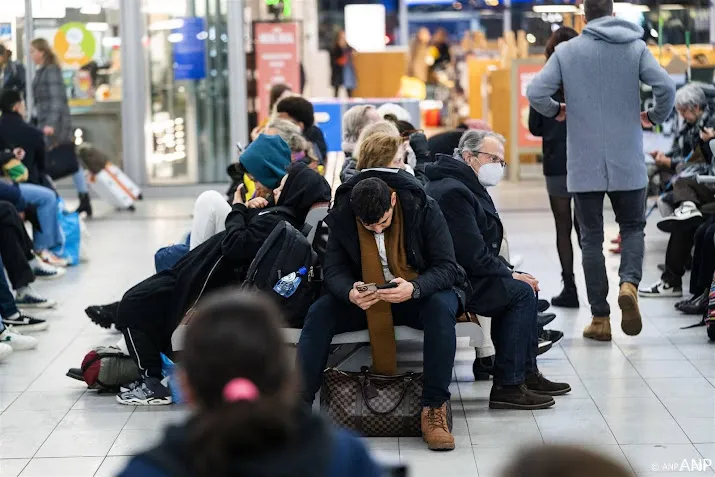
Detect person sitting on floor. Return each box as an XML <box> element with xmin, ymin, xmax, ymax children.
<box><xmin>339</xmin><ymin>104</ymin><xmax>381</xmax><ymax>183</ymax></box>
<box><xmin>425</xmin><ymin>129</ymin><xmax>571</xmax><ymax>410</ymax></box>
<box><xmin>116</xmin><ymin>162</ymin><xmax>331</xmax><ymax>406</ymax></box>
<box><xmin>297</xmin><ymin>172</ymin><xmax>462</xmax><ymax>452</ymax></box>
<box><xmin>118</xmin><ymin>290</ymin><xmax>382</xmax><ymax>477</ymax></box>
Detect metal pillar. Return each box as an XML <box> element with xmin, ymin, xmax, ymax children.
<box><xmin>399</xmin><ymin>0</ymin><xmax>409</xmax><ymax>46</ymax></box>
<box><xmin>119</xmin><ymin>0</ymin><xmax>148</xmax><ymax>185</ymax></box>
<box><xmin>711</xmin><ymin>1</ymin><xmax>715</xmax><ymax>45</ymax></box>
<box><xmin>227</xmin><ymin>0</ymin><xmax>249</xmax><ymax>152</ymax></box>
<box><xmin>23</xmin><ymin>0</ymin><xmax>34</xmax><ymax>115</ymax></box>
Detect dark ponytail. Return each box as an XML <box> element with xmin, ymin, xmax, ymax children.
<box><xmin>181</xmin><ymin>290</ymin><xmax>297</xmax><ymax>477</ymax></box>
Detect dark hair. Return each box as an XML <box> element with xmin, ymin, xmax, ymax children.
<box><xmin>383</xmin><ymin>115</ymin><xmax>417</xmax><ymax>138</ymax></box>
<box><xmin>0</xmin><ymin>44</ymin><xmax>5</xmax><ymax>56</ymax></box>
<box><xmin>545</xmin><ymin>27</ymin><xmax>578</xmax><ymax>60</ymax></box>
<box><xmin>276</xmin><ymin>96</ymin><xmax>315</xmax><ymax>129</ymax></box>
<box><xmin>184</xmin><ymin>291</ymin><xmax>296</xmax><ymax>477</ymax></box>
<box><xmin>0</xmin><ymin>89</ymin><xmax>22</xmax><ymax>114</ymax></box>
<box><xmin>501</xmin><ymin>445</ymin><xmax>634</xmax><ymax>477</ymax></box>
<box><xmin>269</xmin><ymin>84</ymin><xmax>292</xmax><ymax>111</ymax></box>
<box><xmin>584</xmin><ymin>0</ymin><xmax>613</xmax><ymax>22</ymax></box>
<box><xmin>350</xmin><ymin>177</ymin><xmax>392</xmax><ymax>225</ymax></box>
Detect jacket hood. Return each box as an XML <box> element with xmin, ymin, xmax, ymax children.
<box><xmin>582</xmin><ymin>16</ymin><xmax>644</xmax><ymax>44</ymax></box>
<box><xmin>276</xmin><ymin>163</ymin><xmax>332</xmax><ymax>223</ymax></box>
<box><xmin>146</xmin><ymin>407</ymin><xmax>331</xmax><ymax>477</ymax></box>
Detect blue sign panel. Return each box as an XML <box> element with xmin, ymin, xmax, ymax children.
<box><xmin>172</xmin><ymin>17</ymin><xmax>206</xmax><ymax>81</ymax></box>
<box><xmin>312</xmin><ymin>101</ymin><xmax>343</xmax><ymax>153</ymax></box>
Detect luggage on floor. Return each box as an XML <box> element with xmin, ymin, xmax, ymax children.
<box><xmin>88</xmin><ymin>168</ymin><xmax>135</xmax><ymax>210</ymax></box>
<box><xmin>320</xmin><ymin>367</ymin><xmax>453</xmax><ymax>437</ymax></box>
<box><xmin>105</xmin><ymin>163</ymin><xmax>142</xmax><ymax>200</ymax></box>
<box><xmin>70</xmin><ymin>345</ymin><xmax>141</xmax><ymax>392</ymax></box>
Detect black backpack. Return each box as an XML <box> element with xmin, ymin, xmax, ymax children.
<box><xmin>243</xmin><ymin>216</ymin><xmax>319</xmax><ymax>328</ymax></box>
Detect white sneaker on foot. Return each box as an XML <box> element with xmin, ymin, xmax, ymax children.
<box><xmin>0</xmin><ymin>328</ymin><xmax>38</xmax><ymax>350</ymax></box>
<box><xmin>15</xmin><ymin>286</ymin><xmax>56</xmax><ymax>309</ymax></box>
<box><xmin>638</xmin><ymin>279</ymin><xmax>683</xmax><ymax>298</ymax></box>
<box><xmin>0</xmin><ymin>342</ymin><xmax>12</xmax><ymax>361</ymax></box>
<box><xmin>30</xmin><ymin>257</ymin><xmax>65</xmax><ymax>280</ymax></box>
<box><xmin>657</xmin><ymin>201</ymin><xmax>704</xmax><ymax>233</ymax></box>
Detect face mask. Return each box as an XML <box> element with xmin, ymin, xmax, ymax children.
<box><xmin>477</xmin><ymin>162</ymin><xmax>504</xmax><ymax>187</ymax></box>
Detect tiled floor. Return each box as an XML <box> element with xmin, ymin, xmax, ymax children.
<box><xmin>1</xmin><ymin>176</ymin><xmax>714</xmax><ymax>477</ymax></box>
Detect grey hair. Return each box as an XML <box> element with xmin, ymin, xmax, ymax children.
<box><xmin>674</xmin><ymin>83</ymin><xmax>707</xmax><ymax>110</ymax></box>
<box><xmin>265</xmin><ymin>117</ymin><xmax>308</xmax><ymax>153</ymax></box>
<box><xmin>455</xmin><ymin>129</ymin><xmax>506</xmax><ymax>158</ymax></box>
<box><xmin>342</xmin><ymin>105</ymin><xmax>378</xmax><ymax>153</ymax></box>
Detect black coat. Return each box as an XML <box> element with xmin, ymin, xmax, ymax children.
<box><xmin>528</xmin><ymin>91</ymin><xmax>567</xmax><ymax>177</ymax></box>
<box><xmin>425</xmin><ymin>156</ymin><xmax>514</xmax><ymax>313</ymax></box>
<box><xmin>427</xmin><ymin>129</ymin><xmax>465</xmax><ymax>162</ymax></box>
<box><xmin>0</xmin><ymin>112</ymin><xmax>47</xmax><ymax>185</ymax></box>
<box><xmin>323</xmin><ymin>168</ymin><xmax>460</xmax><ymax>304</ymax></box>
<box><xmin>304</xmin><ymin>125</ymin><xmax>328</xmax><ymax>163</ymax></box>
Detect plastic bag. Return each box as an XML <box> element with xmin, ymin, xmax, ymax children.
<box><xmin>50</xmin><ymin>199</ymin><xmax>81</xmax><ymax>266</ymax></box>
<box><xmin>161</xmin><ymin>353</ymin><xmax>184</xmax><ymax>404</ymax></box>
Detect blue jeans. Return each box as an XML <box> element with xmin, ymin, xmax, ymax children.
<box><xmin>467</xmin><ymin>278</ymin><xmax>538</xmax><ymax>386</ymax></box>
<box><xmin>297</xmin><ymin>290</ymin><xmax>458</xmax><ymax>407</ymax></box>
<box><xmin>18</xmin><ymin>183</ymin><xmax>61</xmax><ymax>251</ymax></box>
<box><xmin>0</xmin><ymin>253</ymin><xmax>19</xmax><ymax>321</ymax></box>
<box><xmin>574</xmin><ymin>188</ymin><xmax>647</xmax><ymax>317</ymax></box>
<box><xmin>72</xmin><ymin>168</ymin><xmax>89</xmax><ymax>194</ymax></box>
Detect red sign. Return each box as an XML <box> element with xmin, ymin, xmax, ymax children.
<box><xmin>516</xmin><ymin>63</ymin><xmax>543</xmax><ymax>149</ymax></box>
<box><xmin>254</xmin><ymin>22</ymin><xmax>301</xmax><ymax>122</ymax></box>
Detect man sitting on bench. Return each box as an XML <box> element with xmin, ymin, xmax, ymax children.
<box><xmin>297</xmin><ymin>172</ymin><xmax>461</xmax><ymax>452</ymax></box>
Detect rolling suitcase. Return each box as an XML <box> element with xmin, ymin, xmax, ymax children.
<box><xmin>88</xmin><ymin>169</ymin><xmax>135</xmax><ymax>210</ymax></box>
<box><xmin>104</xmin><ymin>163</ymin><xmax>142</xmax><ymax>201</ymax></box>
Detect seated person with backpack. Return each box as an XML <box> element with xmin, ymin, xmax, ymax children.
<box><xmin>119</xmin><ymin>290</ymin><xmax>382</xmax><ymax>477</ymax></box>
<box><xmin>297</xmin><ymin>172</ymin><xmax>462</xmax><ymax>452</ymax></box>
<box><xmin>425</xmin><ymin>130</ymin><xmax>570</xmax><ymax>410</ymax></box>
<box><xmin>115</xmin><ymin>154</ymin><xmax>332</xmax><ymax>406</ymax></box>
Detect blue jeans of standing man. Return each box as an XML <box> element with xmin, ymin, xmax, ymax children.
<box><xmin>72</xmin><ymin>168</ymin><xmax>89</xmax><ymax>194</ymax></box>
<box><xmin>18</xmin><ymin>183</ymin><xmax>61</xmax><ymax>251</ymax></box>
<box><xmin>467</xmin><ymin>278</ymin><xmax>538</xmax><ymax>386</ymax></box>
<box><xmin>574</xmin><ymin>188</ymin><xmax>647</xmax><ymax>317</ymax></box>
<box><xmin>297</xmin><ymin>290</ymin><xmax>458</xmax><ymax>407</ymax></box>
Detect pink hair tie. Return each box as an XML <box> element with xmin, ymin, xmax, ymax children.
<box><xmin>222</xmin><ymin>378</ymin><xmax>260</xmax><ymax>403</ymax></box>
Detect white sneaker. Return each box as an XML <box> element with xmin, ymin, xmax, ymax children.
<box><xmin>657</xmin><ymin>201</ymin><xmax>704</xmax><ymax>233</ymax></box>
<box><xmin>0</xmin><ymin>328</ymin><xmax>38</xmax><ymax>350</ymax></box>
<box><xmin>15</xmin><ymin>286</ymin><xmax>56</xmax><ymax>309</ymax></box>
<box><xmin>30</xmin><ymin>257</ymin><xmax>66</xmax><ymax>280</ymax></box>
<box><xmin>638</xmin><ymin>280</ymin><xmax>683</xmax><ymax>298</ymax></box>
<box><xmin>0</xmin><ymin>342</ymin><xmax>12</xmax><ymax>361</ymax></box>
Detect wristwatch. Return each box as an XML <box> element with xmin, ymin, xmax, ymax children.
<box><xmin>410</xmin><ymin>281</ymin><xmax>421</xmax><ymax>299</ymax></box>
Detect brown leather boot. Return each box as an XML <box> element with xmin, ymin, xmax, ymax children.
<box><xmin>619</xmin><ymin>282</ymin><xmax>642</xmax><ymax>336</ymax></box>
<box><xmin>583</xmin><ymin>316</ymin><xmax>612</xmax><ymax>341</ymax></box>
<box><xmin>421</xmin><ymin>403</ymin><xmax>455</xmax><ymax>451</ymax></box>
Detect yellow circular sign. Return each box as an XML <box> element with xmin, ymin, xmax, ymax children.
<box><xmin>53</xmin><ymin>22</ymin><xmax>96</xmax><ymax>68</ymax></box>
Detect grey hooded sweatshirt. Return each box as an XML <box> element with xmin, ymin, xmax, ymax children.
<box><xmin>527</xmin><ymin>17</ymin><xmax>675</xmax><ymax>193</ymax></box>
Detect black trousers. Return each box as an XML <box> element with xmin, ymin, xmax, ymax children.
<box><xmin>0</xmin><ymin>201</ymin><xmax>35</xmax><ymax>290</ymax></box>
<box><xmin>691</xmin><ymin>219</ymin><xmax>715</xmax><ymax>295</ymax></box>
<box><xmin>661</xmin><ymin>229</ymin><xmax>695</xmax><ymax>288</ymax></box>
<box><xmin>673</xmin><ymin>177</ymin><xmax>715</xmax><ymax>207</ymax></box>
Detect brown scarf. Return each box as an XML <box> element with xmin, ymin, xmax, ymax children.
<box><xmin>356</xmin><ymin>194</ymin><xmax>418</xmax><ymax>375</ymax></box>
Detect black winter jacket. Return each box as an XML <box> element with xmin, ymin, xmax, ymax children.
<box><xmin>323</xmin><ymin>168</ymin><xmax>460</xmax><ymax>303</ymax></box>
<box><xmin>425</xmin><ymin>156</ymin><xmax>514</xmax><ymax>311</ymax></box>
<box><xmin>0</xmin><ymin>112</ymin><xmax>47</xmax><ymax>185</ymax></box>
<box><xmin>528</xmin><ymin>91</ymin><xmax>567</xmax><ymax>177</ymax></box>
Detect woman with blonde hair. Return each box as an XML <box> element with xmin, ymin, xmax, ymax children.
<box><xmin>30</xmin><ymin>38</ymin><xmax>93</xmax><ymax>216</ymax></box>
<box><xmin>341</xmin><ymin>121</ymin><xmax>401</xmax><ymax>182</ymax></box>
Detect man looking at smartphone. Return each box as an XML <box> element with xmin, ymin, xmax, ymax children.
<box><xmin>297</xmin><ymin>172</ymin><xmax>462</xmax><ymax>452</ymax></box>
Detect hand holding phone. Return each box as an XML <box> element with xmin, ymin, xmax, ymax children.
<box><xmin>350</xmin><ymin>282</ymin><xmax>379</xmax><ymax>310</ymax></box>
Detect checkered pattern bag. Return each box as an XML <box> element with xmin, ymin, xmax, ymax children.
<box><xmin>320</xmin><ymin>367</ymin><xmax>452</xmax><ymax>437</ymax></box>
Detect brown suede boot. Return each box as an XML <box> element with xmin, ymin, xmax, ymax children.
<box><xmin>619</xmin><ymin>282</ymin><xmax>642</xmax><ymax>336</ymax></box>
<box><xmin>583</xmin><ymin>316</ymin><xmax>612</xmax><ymax>341</ymax></box>
<box><xmin>421</xmin><ymin>403</ymin><xmax>455</xmax><ymax>451</ymax></box>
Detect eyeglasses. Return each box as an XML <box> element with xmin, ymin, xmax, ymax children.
<box><xmin>475</xmin><ymin>151</ymin><xmax>506</xmax><ymax>167</ymax></box>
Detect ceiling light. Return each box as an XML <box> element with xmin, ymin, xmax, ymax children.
<box><xmin>613</xmin><ymin>2</ymin><xmax>650</xmax><ymax>12</ymax></box>
<box><xmin>526</xmin><ymin>33</ymin><xmax>536</xmax><ymax>43</ymax></box>
<box><xmin>659</xmin><ymin>3</ymin><xmax>685</xmax><ymax>9</ymax></box>
<box><xmin>533</xmin><ymin>5</ymin><xmax>578</xmax><ymax>13</ymax></box>
<box><xmin>80</xmin><ymin>4</ymin><xmax>102</xmax><ymax>14</ymax></box>
<box><xmin>650</xmin><ymin>28</ymin><xmax>659</xmax><ymax>37</ymax></box>
<box><xmin>86</xmin><ymin>22</ymin><xmax>110</xmax><ymax>32</ymax></box>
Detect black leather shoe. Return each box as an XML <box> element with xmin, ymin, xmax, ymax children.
<box><xmin>537</xmin><ymin>312</ymin><xmax>556</xmax><ymax>328</ymax></box>
<box><xmin>473</xmin><ymin>355</ymin><xmax>494</xmax><ymax>381</ymax></box>
<box><xmin>489</xmin><ymin>383</ymin><xmax>555</xmax><ymax>410</ymax></box>
<box><xmin>525</xmin><ymin>371</ymin><xmax>571</xmax><ymax>396</ymax></box>
<box><xmin>76</xmin><ymin>192</ymin><xmax>93</xmax><ymax>218</ymax></box>
<box><xmin>539</xmin><ymin>329</ymin><xmax>564</xmax><ymax>345</ymax></box>
<box><xmin>538</xmin><ymin>299</ymin><xmax>551</xmax><ymax>313</ymax></box>
<box><xmin>678</xmin><ymin>293</ymin><xmax>708</xmax><ymax>315</ymax></box>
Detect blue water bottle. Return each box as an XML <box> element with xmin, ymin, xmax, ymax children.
<box><xmin>273</xmin><ymin>267</ymin><xmax>307</xmax><ymax>298</ymax></box>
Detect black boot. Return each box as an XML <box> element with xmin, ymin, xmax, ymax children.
<box><xmin>85</xmin><ymin>302</ymin><xmax>119</xmax><ymax>329</ymax></box>
<box><xmin>76</xmin><ymin>193</ymin><xmax>93</xmax><ymax>218</ymax></box>
<box><xmin>551</xmin><ymin>273</ymin><xmax>579</xmax><ymax>308</ymax></box>
<box><xmin>473</xmin><ymin>354</ymin><xmax>494</xmax><ymax>381</ymax></box>
<box><xmin>489</xmin><ymin>384</ymin><xmax>555</xmax><ymax>410</ymax></box>
<box><xmin>677</xmin><ymin>292</ymin><xmax>708</xmax><ymax>315</ymax></box>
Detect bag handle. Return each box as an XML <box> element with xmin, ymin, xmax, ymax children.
<box><xmin>358</xmin><ymin>371</ymin><xmax>415</xmax><ymax>416</ymax></box>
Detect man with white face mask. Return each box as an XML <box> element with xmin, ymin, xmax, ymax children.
<box><xmin>425</xmin><ymin>129</ymin><xmax>571</xmax><ymax>410</ymax></box>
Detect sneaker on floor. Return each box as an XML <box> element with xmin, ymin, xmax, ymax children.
<box><xmin>539</xmin><ymin>329</ymin><xmax>564</xmax><ymax>345</ymax></box>
<box><xmin>85</xmin><ymin>302</ymin><xmax>119</xmax><ymax>329</ymax></box>
<box><xmin>0</xmin><ymin>328</ymin><xmax>38</xmax><ymax>350</ymax></box>
<box><xmin>30</xmin><ymin>257</ymin><xmax>65</xmax><ymax>280</ymax></box>
<box><xmin>3</xmin><ymin>313</ymin><xmax>48</xmax><ymax>332</ymax></box>
<box><xmin>525</xmin><ymin>371</ymin><xmax>571</xmax><ymax>396</ymax></box>
<box><xmin>677</xmin><ymin>292</ymin><xmax>708</xmax><ymax>315</ymax></box>
<box><xmin>15</xmin><ymin>287</ymin><xmax>56</xmax><ymax>309</ymax></box>
<box><xmin>37</xmin><ymin>250</ymin><xmax>69</xmax><ymax>268</ymax></box>
<box><xmin>489</xmin><ymin>384</ymin><xmax>555</xmax><ymax>410</ymax></box>
<box><xmin>619</xmin><ymin>283</ymin><xmax>643</xmax><ymax>336</ymax></box>
<box><xmin>116</xmin><ymin>376</ymin><xmax>172</xmax><ymax>406</ymax></box>
<box><xmin>583</xmin><ymin>316</ymin><xmax>612</xmax><ymax>341</ymax></box>
<box><xmin>638</xmin><ymin>279</ymin><xmax>682</xmax><ymax>298</ymax></box>
<box><xmin>421</xmin><ymin>403</ymin><xmax>455</xmax><ymax>451</ymax></box>
<box><xmin>0</xmin><ymin>342</ymin><xmax>12</xmax><ymax>361</ymax></box>
<box><xmin>537</xmin><ymin>338</ymin><xmax>553</xmax><ymax>356</ymax></box>
<box><xmin>657</xmin><ymin>201</ymin><xmax>704</xmax><ymax>233</ymax></box>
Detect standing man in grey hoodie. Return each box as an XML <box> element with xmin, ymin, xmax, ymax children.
<box><xmin>527</xmin><ymin>0</ymin><xmax>675</xmax><ymax>341</ymax></box>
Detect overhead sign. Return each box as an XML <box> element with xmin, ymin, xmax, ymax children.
<box><xmin>254</xmin><ymin>22</ymin><xmax>301</xmax><ymax>121</ymax></box>
<box><xmin>172</xmin><ymin>17</ymin><xmax>207</xmax><ymax>81</ymax></box>
<box><xmin>53</xmin><ymin>22</ymin><xmax>96</xmax><ymax>68</ymax></box>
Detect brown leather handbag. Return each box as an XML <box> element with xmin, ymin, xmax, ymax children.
<box><xmin>320</xmin><ymin>367</ymin><xmax>452</xmax><ymax>437</ymax></box>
